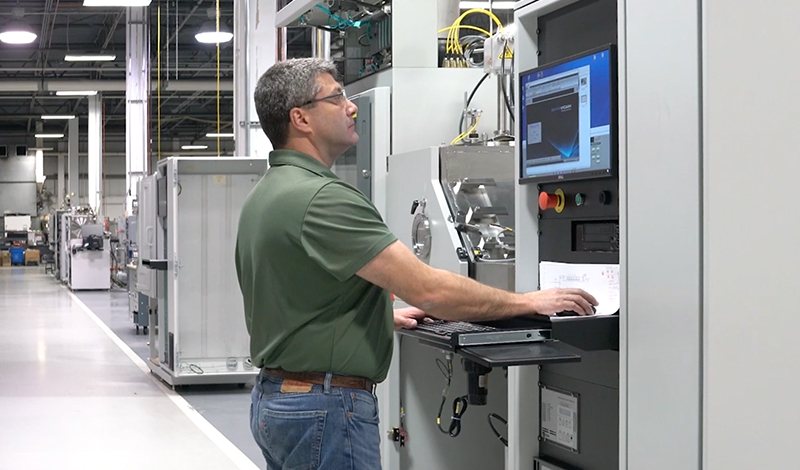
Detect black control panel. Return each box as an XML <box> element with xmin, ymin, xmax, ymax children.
<box><xmin>537</xmin><ymin>178</ymin><xmax>619</xmax><ymax>266</ymax></box>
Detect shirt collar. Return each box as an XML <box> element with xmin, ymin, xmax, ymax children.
<box><xmin>269</xmin><ymin>149</ymin><xmax>338</xmax><ymax>179</ymax></box>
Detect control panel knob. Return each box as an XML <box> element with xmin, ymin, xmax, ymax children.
<box><xmin>539</xmin><ymin>192</ymin><xmax>560</xmax><ymax>211</ymax></box>
<box><xmin>575</xmin><ymin>193</ymin><xmax>586</xmax><ymax>206</ymax></box>
<box><xmin>599</xmin><ymin>191</ymin><xmax>612</xmax><ymax>205</ymax></box>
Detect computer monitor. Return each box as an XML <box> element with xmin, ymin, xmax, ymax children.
<box><xmin>518</xmin><ymin>45</ymin><xmax>617</xmax><ymax>184</ymax></box>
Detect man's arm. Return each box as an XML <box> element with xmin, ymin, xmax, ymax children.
<box><xmin>357</xmin><ymin>241</ymin><xmax>597</xmax><ymax>321</ymax></box>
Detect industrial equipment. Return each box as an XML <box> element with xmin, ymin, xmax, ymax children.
<box><xmin>517</xmin><ymin>42</ymin><xmax>620</xmax><ymax>470</ymax></box>
<box><xmin>49</xmin><ymin>209</ymin><xmax>67</xmax><ymax>279</ymax></box>
<box><xmin>277</xmin><ymin>0</ymin><xmax>393</xmax><ymax>84</ymax></box>
<box><xmin>140</xmin><ymin>157</ymin><xmax>269</xmax><ymax>387</ymax></box>
<box><xmin>60</xmin><ymin>208</ymin><xmax>111</xmax><ymax>291</ymax></box>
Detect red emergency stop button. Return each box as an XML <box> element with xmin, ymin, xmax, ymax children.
<box><xmin>539</xmin><ymin>191</ymin><xmax>560</xmax><ymax>211</ymax></box>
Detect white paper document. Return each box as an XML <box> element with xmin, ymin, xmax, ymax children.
<box><xmin>539</xmin><ymin>261</ymin><xmax>620</xmax><ymax>316</ymax></box>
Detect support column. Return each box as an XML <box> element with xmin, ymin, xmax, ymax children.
<box><xmin>34</xmin><ymin>122</ymin><xmax>45</xmax><ymax>184</ymax></box>
<box><xmin>234</xmin><ymin>0</ymin><xmax>277</xmax><ymax>158</ymax></box>
<box><xmin>57</xmin><ymin>141</ymin><xmax>65</xmax><ymax>207</ymax></box>
<box><xmin>68</xmin><ymin>116</ymin><xmax>79</xmax><ymax>205</ymax></box>
<box><xmin>126</xmin><ymin>7</ymin><xmax>150</xmax><ymax>211</ymax></box>
<box><xmin>88</xmin><ymin>93</ymin><xmax>103</xmax><ymax>220</ymax></box>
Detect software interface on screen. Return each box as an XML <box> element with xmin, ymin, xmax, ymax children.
<box><xmin>520</xmin><ymin>47</ymin><xmax>614</xmax><ymax>182</ymax></box>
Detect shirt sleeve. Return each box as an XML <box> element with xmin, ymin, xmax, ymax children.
<box><xmin>301</xmin><ymin>181</ymin><xmax>397</xmax><ymax>282</ymax></box>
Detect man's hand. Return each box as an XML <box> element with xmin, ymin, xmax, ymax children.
<box><xmin>527</xmin><ymin>288</ymin><xmax>598</xmax><ymax>316</ymax></box>
<box><xmin>394</xmin><ymin>307</ymin><xmax>428</xmax><ymax>330</ymax></box>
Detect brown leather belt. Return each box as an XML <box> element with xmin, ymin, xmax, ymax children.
<box><xmin>263</xmin><ymin>368</ymin><xmax>375</xmax><ymax>392</ymax></box>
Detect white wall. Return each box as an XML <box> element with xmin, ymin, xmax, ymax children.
<box><xmin>704</xmin><ymin>1</ymin><xmax>800</xmax><ymax>468</ymax></box>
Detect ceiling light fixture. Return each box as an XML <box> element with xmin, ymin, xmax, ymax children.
<box><xmin>206</xmin><ymin>133</ymin><xmax>234</xmax><ymax>138</ymax></box>
<box><xmin>34</xmin><ymin>134</ymin><xmax>65</xmax><ymax>139</ymax></box>
<box><xmin>83</xmin><ymin>0</ymin><xmax>152</xmax><ymax>6</ymax></box>
<box><xmin>41</xmin><ymin>115</ymin><xmax>76</xmax><ymax>120</ymax></box>
<box><xmin>0</xmin><ymin>21</ymin><xmax>37</xmax><ymax>45</ymax></box>
<box><xmin>181</xmin><ymin>145</ymin><xmax>209</xmax><ymax>150</ymax></box>
<box><xmin>55</xmin><ymin>90</ymin><xmax>98</xmax><ymax>96</ymax></box>
<box><xmin>29</xmin><ymin>147</ymin><xmax>54</xmax><ymax>151</ymax></box>
<box><xmin>195</xmin><ymin>21</ymin><xmax>233</xmax><ymax>44</ymax></box>
<box><xmin>65</xmin><ymin>54</ymin><xmax>116</xmax><ymax>62</ymax></box>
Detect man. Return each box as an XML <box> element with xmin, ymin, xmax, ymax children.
<box><xmin>236</xmin><ymin>58</ymin><xmax>597</xmax><ymax>470</ymax></box>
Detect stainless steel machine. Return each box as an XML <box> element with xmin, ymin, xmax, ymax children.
<box><xmin>387</xmin><ymin>145</ymin><xmax>516</xmax><ymax>290</ymax></box>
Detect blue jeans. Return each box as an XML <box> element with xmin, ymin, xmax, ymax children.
<box><xmin>250</xmin><ymin>370</ymin><xmax>382</xmax><ymax>470</ymax></box>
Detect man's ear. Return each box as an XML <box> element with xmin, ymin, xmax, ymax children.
<box><xmin>288</xmin><ymin>107</ymin><xmax>313</xmax><ymax>136</ymax></box>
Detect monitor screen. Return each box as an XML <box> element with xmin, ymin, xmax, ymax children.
<box><xmin>519</xmin><ymin>45</ymin><xmax>616</xmax><ymax>184</ymax></box>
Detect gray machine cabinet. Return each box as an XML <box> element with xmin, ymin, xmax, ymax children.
<box><xmin>332</xmin><ymin>92</ymin><xmax>373</xmax><ymax>200</ymax></box>
<box><xmin>136</xmin><ymin>175</ymin><xmax>158</xmax><ymax>298</ymax></box>
<box><xmin>148</xmin><ymin>157</ymin><xmax>269</xmax><ymax>386</ymax></box>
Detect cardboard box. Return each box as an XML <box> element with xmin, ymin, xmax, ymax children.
<box><xmin>0</xmin><ymin>251</ymin><xmax>10</xmax><ymax>267</ymax></box>
<box><xmin>25</xmin><ymin>249</ymin><xmax>40</xmax><ymax>265</ymax></box>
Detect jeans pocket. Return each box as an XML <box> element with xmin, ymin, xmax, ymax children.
<box><xmin>349</xmin><ymin>391</ymin><xmax>379</xmax><ymax>424</ymax></box>
<box><xmin>257</xmin><ymin>407</ymin><xmax>327</xmax><ymax>470</ymax></box>
<box><xmin>346</xmin><ymin>394</ymin><xmax>382</xmax><ymax>470</ymax></box>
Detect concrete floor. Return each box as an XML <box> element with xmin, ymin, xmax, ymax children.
<box><xmin>74</xmin><ymin>288</ymin><xmax>264</xmax><ymax>467</ymax></box>
<box><xmin>0</xmin><ymin>267</ymin><xmax>262</xmax><ymax>470</ymax></box>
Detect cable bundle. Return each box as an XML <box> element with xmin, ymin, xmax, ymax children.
<box><xmin>439</xmin><ymin>9</ymin><xmax>504</xmax><ymax>68</ymax></box>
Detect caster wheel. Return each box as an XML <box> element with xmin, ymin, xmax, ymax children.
<box><xmin>143</xmin><ymin>327</ymin><xmax>148</xmax><ymax>334</ymax></box>
<box><xmin>135</xmin><ymin>325</ymin><xmax>139</xmax><ymax>334</ymax></box>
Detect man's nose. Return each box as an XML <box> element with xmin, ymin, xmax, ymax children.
<box><xmin>348</xmin><ymin>100</ymin><xmax>358</xmax><ymax>117</ymax></box>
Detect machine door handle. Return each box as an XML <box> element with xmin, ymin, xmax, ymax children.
<box><xmin>410</xmin><ymin>199</ymin><xmax>426</xmax><ymax>215</ymax></box>
<box><xmin>142</xmin><ymin>259</ymin><xmax>168</xmax><ymax>271</ymax></box>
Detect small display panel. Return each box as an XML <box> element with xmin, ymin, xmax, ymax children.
<box><xmin>519</xmin><ymin>45</ymin><xmax>616</xmax><ymax>184</ymax></box>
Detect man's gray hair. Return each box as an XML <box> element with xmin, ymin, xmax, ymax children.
<box><xmin>254</xmin><ymin>58</ymin><xmax>339</xmax><ymax>148</ymax></box>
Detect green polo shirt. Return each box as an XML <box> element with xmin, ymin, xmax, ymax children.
<box><xmin>235</xmin><ymin>149</ymin><xmax>397</xmax><ymax>383</ymax></box>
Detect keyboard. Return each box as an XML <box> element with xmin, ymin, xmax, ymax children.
<box><xmin>414</xmin><ymin>320</ymin><xmax>498</xmax><ymax>336</ymax></box>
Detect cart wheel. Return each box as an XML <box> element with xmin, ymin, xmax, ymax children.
<box><xmin>143</xmin><ymin>327</ymin><xmax>148</xmax><ymax>334</ymax></box>
<box><xmin>135</xmin><ymin>325</ymin><xmax>139</xmax><ymax>334</ymax></box>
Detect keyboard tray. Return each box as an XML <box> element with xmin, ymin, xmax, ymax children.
<box><xmin>459</xmin><ymin>342</ymin><xmax>581</xmax><ymax>368</ymax></box>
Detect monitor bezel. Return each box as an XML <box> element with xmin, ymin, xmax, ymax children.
<box><xmin>518</xmin><ymin>44</ymin><xmax>618</xmax><ymax>185</ymax></box>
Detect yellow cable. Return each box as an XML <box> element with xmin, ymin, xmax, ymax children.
<box><xmin>216</xmin><ymin>0</ymin><xmax>221</xmax><ymax>157</ymax></box>
<box><xmin>157</xmin><ymin>5</ymin><xmax>161</xmax><ymax>161</ymax></box>
<box><xmin>450</xmin><ymin>115</ymin><xmax>481</xmax><ymax>145</ymax></box>
<box><xmin>437</xmin><ymin>25</ymin><xmax>492</xmax><ymax>37</ymax></box>
<box><xmin>449</xmin><ymin>9</ymin><xmax>505</xmax><ymax>56</ymax></box>
<box><xmin>442</xmin><ymin>24</ymin><xmax>469</xmax><ymax>55</ymax></box>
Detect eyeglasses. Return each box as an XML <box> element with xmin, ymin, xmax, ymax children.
<box><xmin>300</xmin><ymin>89</ymin><xmax>347</xmax><ymax>107</ymax></box>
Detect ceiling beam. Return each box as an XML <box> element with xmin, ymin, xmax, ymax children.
<box><xmin>163</xmin><ymin>0</ymin><xmax>206</xmax><ymax>50</ymax></box>
<box><xmin>0</xmin><ymin>79</ymin><xmax>234</xmax><ymax>93</ymax></box>
<box><xmin>100</xmin><ymin>10</ymin><xmax>125</xmax><ymax>51</ymax></box>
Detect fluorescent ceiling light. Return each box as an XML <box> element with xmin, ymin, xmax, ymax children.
<box><xmin>83</xmin><ymin>0</ymin><xmax>152</xmax><ymax>6</ymax></box>
<box><xmin>0</xmin><ymin>22</ymin><xmax>37</xmax><ymax>44</ymax></box>
<box><xmin>459</xmin><ymin>1</ymin><xmax>516</xmax><ymax>9</ymax></box>
<box><xmin>195</xmin><ymin>21</ymin><xmax>233</xmax><ymax>44</ymax></box>
<box><xmin>29</xmin><ymin>147</ymin><xmax>54</xmax><ymax>151</ymax></box>
<box><xmin>181</xmin><ymin>145</ymin><xmax>208</xmax><ymax>150</ymax></box>
<box><xmin>206</xmin><ymin>133</ymin><xmax>234</xmax><ymax>138</ymax></box>
<box><xmin>41</xmin><ymin>115</ymin><xmax>76</xmax><ymax>120</ymax></box>
<box><xmin>65</xmin><ymin>54</ymin><xmax>116</xmax><ymax>62</ymax></box>
<box><xmin>34</xmin><ymin>134</ymin><xmax>65</xmax><ymax>139</ymax></box>
<box><xmin>56</xmin><ymin>90</ymin><xmax>98</xmax><ymax>96</ymax></box>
